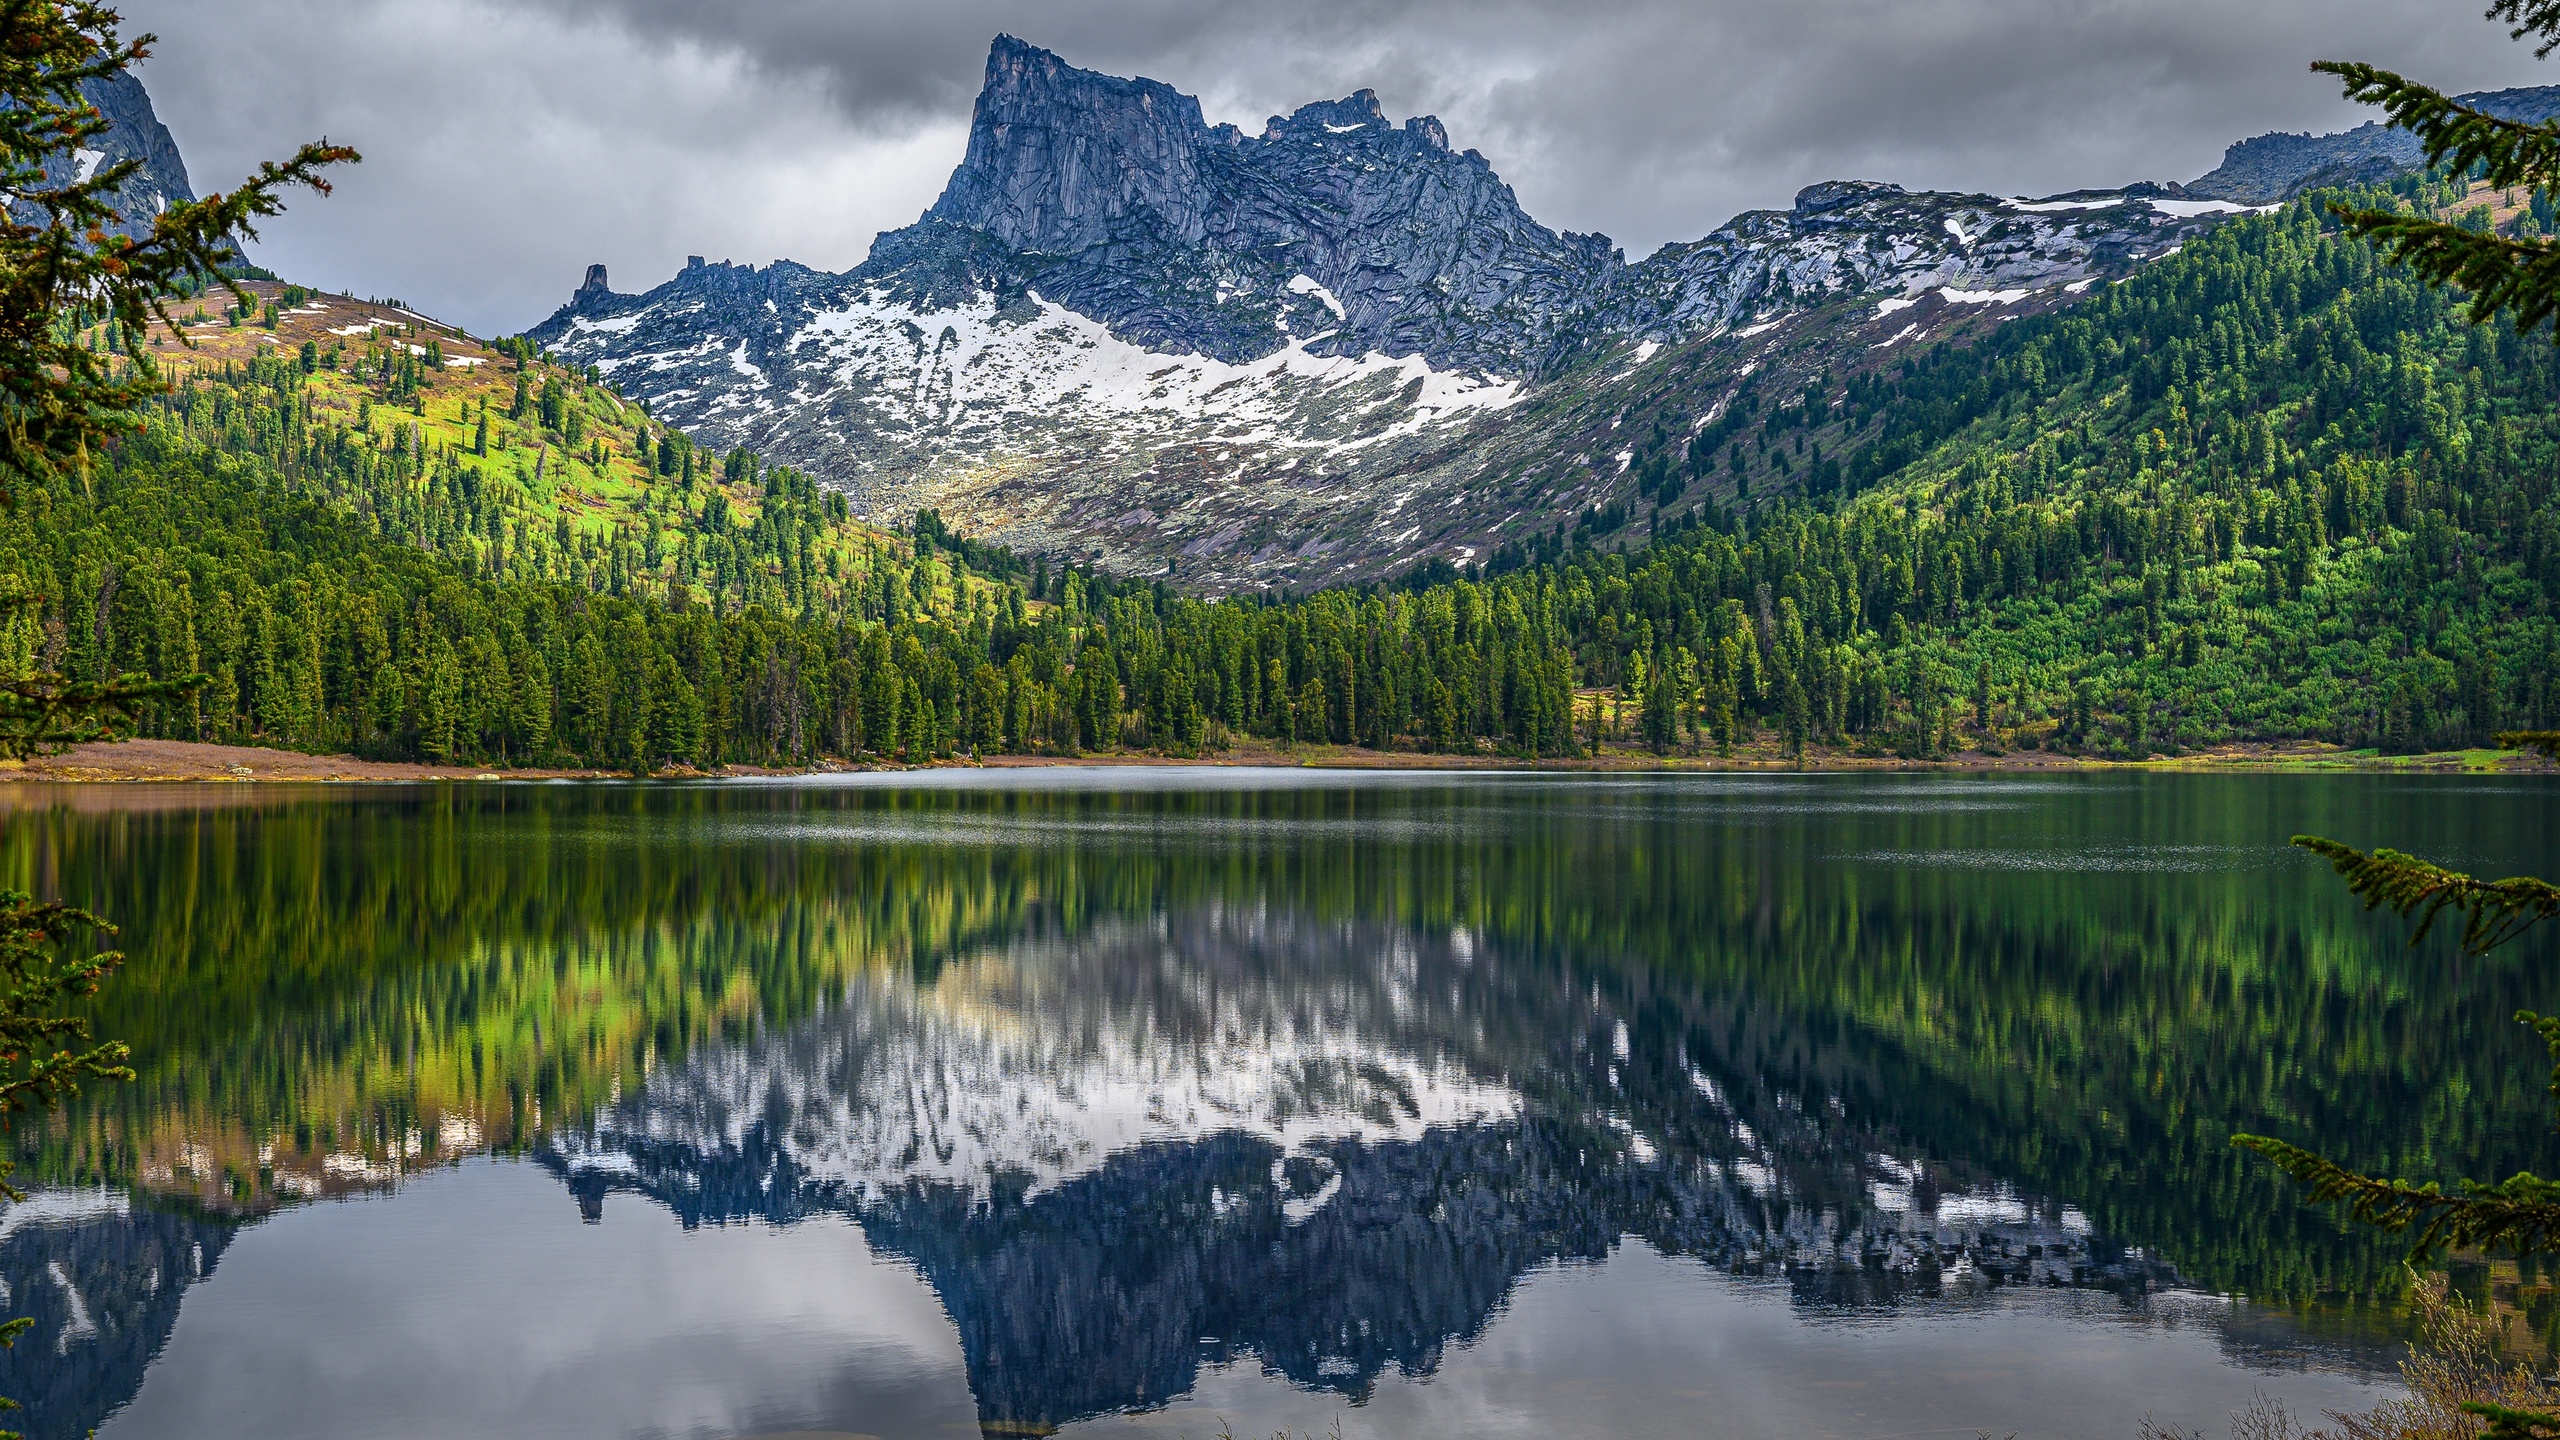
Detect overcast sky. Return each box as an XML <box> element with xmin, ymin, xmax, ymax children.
<box><xmin>116</xmin><ymin>0</ymin><xmax>2560</xmax><ymax>337</ymax></box>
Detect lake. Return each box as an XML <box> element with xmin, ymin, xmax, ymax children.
<box><xmin>0</xmin><ymin>769</ymin><xmax>2553</xmax><ymax>1440</ymax></box>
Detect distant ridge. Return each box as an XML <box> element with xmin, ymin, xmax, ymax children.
<box><xmin>2188</xmin><ymin>83</ymin><xmax>2560</xmax><ymax>202</ymax></box>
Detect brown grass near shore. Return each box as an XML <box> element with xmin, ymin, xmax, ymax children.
<box><xmin>0</xmin><ymin>736</ymin><xmax>2550</xmax><ymax>784</ymax></box>
<box><xmin>2144</xmin><ymin>1274</ymin><xmax>2559</xmax><ymax>1440</ymax></box>
<box><xmin>0</xmin><ymin>739</ymin><xmax>604</xmax><ymax>783</ymax></box>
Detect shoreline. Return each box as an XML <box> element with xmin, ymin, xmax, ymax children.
<box><xmin>0</xmin><ymin>737</ymin><xmax>2546</xmax><ymax>784</ymax></box>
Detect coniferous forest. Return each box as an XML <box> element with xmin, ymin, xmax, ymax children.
<box><xmin>9</xmin><ymin>184</ymin><xmax>2558</xmax><ymax>772</ymax></box>
<box><xmin>22</xmin><ymin>13</ymin><xmax>2560</xmax><ymax>1438</ymax></box>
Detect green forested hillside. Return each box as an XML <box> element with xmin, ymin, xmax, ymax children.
<box><xmin>1570</xmin><ymin>183</ymin><xmax>2560</xmax><ymax>758</ymax></box>
<box><xmin>4</xmin><ymin>187</ymin><xmax>2554</xmax><ymax>770</ymax></box>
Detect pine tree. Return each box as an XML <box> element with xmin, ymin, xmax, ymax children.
<box><xmin>2238</xmin><ymin>12</ymin><xmax>2560</xmax><ymax>1437</ymax></box>
<box><xmin>2317</xmin><ymin>6</ymin><xmax>2560</xmax><ymax>332</ymax></box>
<box><xmin>0</xmin><ymin>5</ymin><xmax>351</xmax><ymax>1430</ymax></box>
<box><xmin>1641</xmin><ymin>660</ymin><xmax>1677</xmax><ymax>754</ymax></box>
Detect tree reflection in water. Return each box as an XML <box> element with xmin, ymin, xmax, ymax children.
<box><xmin>0</xmin><ymin>773</ymin><xmax>2544</xmax><ymax>1439</ymax></box>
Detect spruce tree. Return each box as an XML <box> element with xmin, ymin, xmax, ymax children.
<box><xmin>2236</xmin><ymin>10</ymin><xmax>2560</xmax><ymax>1437</ymax></box>
<box><xmin>0</xmin><ymin>6</ymin><xmax>350</xmax><ymax>1432</ymax></box>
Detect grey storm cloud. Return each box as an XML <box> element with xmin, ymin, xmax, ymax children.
<box><xmin>112</xmin><ymin>0</ymin><xmax>2560</xmax><ymax>337</ymax></box>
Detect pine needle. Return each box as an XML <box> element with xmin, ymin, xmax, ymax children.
<box><xmin>2316</xmin><ymin>61</ymin><xmax>2560</xmax><ymax>191</ymax></box>
<box><xmin>2467</xmin><ymin>1401</ymin><xmax>2560</xmax><ymax>1440</ymax></box>
<box><xmin>2232</xmin><ymin>1133</ymin><xmax>2560</xmax><ymax>1259</ymax></box>
<box><xmin>2310</xmin><ymin>60</ymin><xmax>2560</xmax><ymax>333</ymax></box>
<box><xmin>2491</xmin><ymin>0</ymin><xmax>2560</xmax><ymax>58</ymax></box>
<box><xmin>2292</xmin><ymin>836</ymin><xmax>2560</xmax><ymax>955</ymax></box>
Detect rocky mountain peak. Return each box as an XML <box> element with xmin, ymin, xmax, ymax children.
<box><xmin>889</xmin><ymin>36</ymin><xmax>1615</xmax><ymax>374</ymax></box>
<box><xmin>1267</xmin><ymin>90</ymin><xmax>1389</xmax><ymax>137</ymax></box>
<box><xmin>2188</xmin><ymin>82</ymin><xmax>2560</xmax><ymax>202</ymax></box>
<box><xmin>926</xmin><ymin>35</ymin><xmax>1214</xmax><ymax>254</ymax></box>
<box><xmin>569</xmin><ymin>263</ymin><xmax>616</xmax><ymax>316</ymax></box>
<box><xmin>530</xmin><ymin>38</ymin><xmax>2271</xmax><ymax>593</ymax></box>
<box><xmin>1795</xmin><ymin>180</ymin><xmax>1905</xmax><ymax>214</ymax></box>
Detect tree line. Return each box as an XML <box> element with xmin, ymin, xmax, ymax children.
<box><xmin>2</xmin><ymin>192</ymin><xmax>2556</xmax><ymax>769</ymax></box>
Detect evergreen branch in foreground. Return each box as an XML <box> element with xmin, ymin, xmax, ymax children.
<box><xmin>2314</xmin><ymin>61</ymin><xmax>2560</xmax><ymax>191</ymax></box>
<box><xmin>0</xmin><ymin>668</ymin><xmax>196</xmax><ymax>760</ymax></box>
<box><xmin>0</xmin><ymin>893</ymin><xmax>129</xmax><ymax>1201</ymax></box>
<box><xmin>0</xmin><ymin>890</ymin><xmax>127</xmax><ymax>1440</ymax></box>
<box><xmin>2292</xmin><ymin>835</ymin><xmax>2560</xmax><ymax>954</ymax></box>
<box><xmin>2490</xmin><ymin>0</ymin><xmax>2560</xmax><ymax>58</ymax></box>
<box><xmin>0</xmin><ymin>589</ymin><xmax>200</xmax><ymax>760</ymax></box>
<box><xmin>2231</xmin><ymin>1133</ymin><xmax>2560</xmax><ymax>1259</ymax></box>
<box><xmin>0</xmin><ymin>0</ymin><xmax>357</xmax><ymax>495</ymax></box>
<box><xmin>2317</xmin><ymin>204</ymin><xmax>2560</xmax><ymax>334</ymax></box>
<box><xmin>2309</xmin><ymin>59</ymin><xmax>2560</xmax><ymax>333</ymax></box>
<box><xmin>2467</xmin><ymin>1401</ymin><xmax>2560</xmax><ymax>1440</ymax></box>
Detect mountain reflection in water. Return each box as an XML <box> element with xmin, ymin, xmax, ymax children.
<box><xmin>543</xmin><ymin>906</ymin><xmax>2181</xmax><ymax>1433</ymax></box>
<box><xmin>0</xmin><ymin>771</ymin><xmax>2545</xmax><ymax>1440</ymax></box>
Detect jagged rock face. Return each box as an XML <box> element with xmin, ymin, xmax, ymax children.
<box><xmin>917</xmin><ymin>35</ymin><xmax>1617</xmax><ymax>374</ymax></box>
<box><xmin>930</xmin><ymin>38</ymin><xmax>1219</xmax><ymax>256</ymax></box>
<box><xmin>2189</xmin><ymin>82</ymin><xmax>2560</xmax><ymax>202</ymax></box>
<box><xmin>2185</xmin><ymin>123</ymin><xmax>2421</xmax><ymax>203</ymax></box>
<box><xmin>527</xmin><ymin>38</ymin><xmax>2255</xmax><ymax>589</ymax></box>
<box><xmin>1606</xmin><ymin>180</ymin><xmax>2202</xmax><ymax>340</ymax></box>
<box><xmin>8</xmin><ymin>73</ymin><xmax>197</xmax><ymax>242</ymax></box>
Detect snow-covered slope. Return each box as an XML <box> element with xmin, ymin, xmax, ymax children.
<box><xmin>547</xmin><ymin>914</ymin><xmax>1520</xmax><ymax>1207</ymax></box>
<box><xmin>553</xmin><ymin>968</ymin><xmax>1520</xmax><ymax>1210</ymax></box>
<box><xmin>527</xmin><ymin>38</ymin><xmax>2332</xmax><ymax>589</ymax></box>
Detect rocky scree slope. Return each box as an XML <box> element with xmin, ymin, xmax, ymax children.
<box><xmin>530</xmin><ymin>39</ymin><xmax>2283</xmax><ymax>591</ymax></box>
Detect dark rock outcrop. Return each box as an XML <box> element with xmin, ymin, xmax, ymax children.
<box><xmin>7</xmin><ymin>72</ymin><xmax>197</xmax><ymax>241</ymax></box>
<box><xmin>568</xmin><ymin>263</ymin><xmax>616</xmax><ymax>317</ymax></box>
<box><xmin>911</xmin><ymin>34</ymin><xmax>1621</xmax><ymax>373</ymax></box>
<box><xmin>2188</xmin><ymin>82</ymin><xmax>2560</xmax><ymax>202</ymax></box>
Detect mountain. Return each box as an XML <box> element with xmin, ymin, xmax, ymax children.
<box><xmin>529</xmin><ymin>37</ymin><xmax>2240</xmax><ymax>591</ymax></box>
<box><xmin>2188</xmin><ymin>82</ymin><xmax>2560</xmax><ymax>203</ymax></box>
<box><xmin>6</xmin><ymin>71</ymin><xmax>196</xmax><ymax>241</ymax></box>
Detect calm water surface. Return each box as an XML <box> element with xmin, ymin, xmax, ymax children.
<box><xmin>2</xmin><ymin>770</ymin><xmax>2555</xmax><ymax>1440</ymax></box>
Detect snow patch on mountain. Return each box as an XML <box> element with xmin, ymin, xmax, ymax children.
<box><xmin>1286</xmin><ymin>274</ymin><xmax>1347</xmax><ymax>320</ymax></box>
<box><xmin>710</xmin><ymin>287</ymin><xmax>1522</xmax><ymax>465</ymax></box>
<box><xmin>2149</xmin><ymin>198</ymin><xmax>2263</xmax><ymax>218</ymax></box>
<box><xmin>526</xmin><ymin>39</ymin><xmax>2272</xmax><ymax>589</ymax></box>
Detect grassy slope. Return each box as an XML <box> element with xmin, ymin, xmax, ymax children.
<box><xmin>131</xmin><ymin>280</ymin><xmax>1011</xmax><ymax>620</ymax></box>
